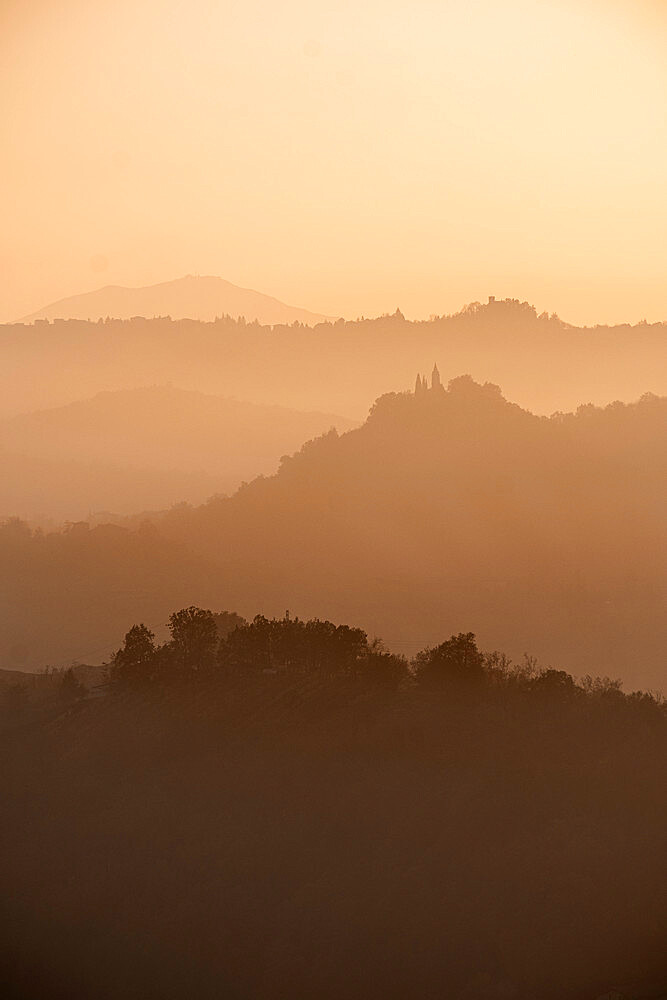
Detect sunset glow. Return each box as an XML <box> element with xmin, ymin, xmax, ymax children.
<box><xmin>2</xmin><ymin>0</ymin><xmax>666</xmax><ymax>324</ymax></box>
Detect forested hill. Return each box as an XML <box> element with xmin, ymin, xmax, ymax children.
<box><xmin>1</xmin><ymin>618</ymin><xmax>665</xmax><ymax>1000</ymax></box>
<box><xmin>2</xmin><ymin>297</ymin><xmax>665</xmax><ymax>417</ymax></box>
<box><xmin>155</xmin><ymin>377</ymin><xmax>666</xmax><ymax>687</ymax></box>
<box><xmin>1</xmin><ymin>377</ymin><xmax>664</xmax><ymax>690</ymax></box>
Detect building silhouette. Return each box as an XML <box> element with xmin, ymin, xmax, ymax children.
<box><xmin>414</xmin><ymin>364</ymin><xmax>443</xmax><ymax>394</ymax></box>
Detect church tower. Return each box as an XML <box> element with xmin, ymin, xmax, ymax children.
<box><xmin>432</xmin><ymin>363</ymin><xmax>441</xmax><ymax>390</ymax></box>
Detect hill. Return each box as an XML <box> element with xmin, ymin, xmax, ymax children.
<box><xmin>1</xmin><ymin>632</ymin><xmax>665</xmax><ymax>1000</ymax></box>
<box><xmin>0</xmin><ymin>386</ymin><xmax>355</xmax><ymax>522</ymax></box>
<box><xmin>1</xmin><ymin>299</ymin><xmax>665</xmax><ymax>418</ymax></box>
<box><xmin>20</xmin><ymin>274</ymin><xmax>333</xmax><ymax>326</ymax></box>
<box><xmin>1</xmin><ymin>377</ymin><xmax>664</xmax><ymax>690</ymax></box>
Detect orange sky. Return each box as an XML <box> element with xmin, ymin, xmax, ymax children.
<box><xmin>2</xmin><ymin>0</ymin><xmax>666</xmax><ymax>325</ymax></box>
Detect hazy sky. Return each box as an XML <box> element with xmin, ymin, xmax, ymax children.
<box><xmin>2</xmin><ymin>0</ymin><xmax>666</xmax><ymax>325</ymax></box>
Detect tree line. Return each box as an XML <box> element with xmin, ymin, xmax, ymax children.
<box><xmin>105</xmin><ymin>606</ymin><xmax>664</xmax><ymax>718</ymax></box>
<box><xmin>2</xmin><ymin>607</ymin><xmax>665</xmax><ymax>999</ymax></box>
<box><xmin>108</xmin><ymin>608</ymin><xmax>406</xmax><ymax>688</ymax></box>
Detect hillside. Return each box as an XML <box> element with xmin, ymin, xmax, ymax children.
<box><xmin>20</xmin><ymin>274</ymin><xmax>333</xmax><ymax>326</ymax></box>
<box><xmin>0</xmin><ymin>386</ymin><xmax>355</xmax><ymax>522</ymax></box>
<box><xmin>1</xmin><ymin>637</ymin><xmax>665</xmax><ymax>1000</ymax></box>
<box><xmin>1</xmin><ymin>299</ymin><xmax>665</xmax><ymax>418</ymax></box>
<box><xmin>1</xmin><ymin>377</ymin><xmax>664</xmax><ymax>689</ymax></box>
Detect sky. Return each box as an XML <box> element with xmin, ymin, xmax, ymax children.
<box><xmin>2</xmin><ymin>0</ymin><xmax>666</xmax><ymax>325</ymax></box>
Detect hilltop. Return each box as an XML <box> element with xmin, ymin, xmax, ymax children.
<box><xmin>20</xmin><ymin>274</ymin><xmax>333</xmax><ymax>326</ymax></box>
<box><xmin>1</xmin><ymin>376</ymin><xmax>664</xmax><ymax>689</ymax></box>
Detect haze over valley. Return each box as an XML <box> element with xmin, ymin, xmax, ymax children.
<box><xmin>3</xmin><ymin>2</ymin><xmax>666</xmax><ymax>997</ymax></box>
<box><xmin>3</xmin><ymin>293</ymin><xmax>665</xmax><ymax>419</ymax></box>
<box><xmin>2</xmin><ymin>374</ymin><xmax>664</xmax><ymax>692</ymax></box>
<box><xmin>0</xmin><ymin>386</ymin><xmax>354</xmax><ymax>522</ymax></box>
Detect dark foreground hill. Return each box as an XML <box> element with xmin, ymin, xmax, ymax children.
<box><xmin>1</xmin><ymin>630</ymin><xmax>665</xmax><ymax>1000</ymax></box>
<box><xmin>2</xmin><ymin>297</ymin><xmax>665</xmax><ymax>417</ymax></box>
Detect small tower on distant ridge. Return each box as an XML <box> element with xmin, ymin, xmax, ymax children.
<box><xmin>432</xmin><ymin>363</ymin><xmax>441</xmax><ymax>390</ymax></box>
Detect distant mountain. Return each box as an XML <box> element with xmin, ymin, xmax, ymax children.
<box><xmin>0</xmin><ymin>386</ymin><xmax>356</xmax><ymax>522</ymax></box>
<box><xmin>1</xmin><ymin>377</ymin><xmax>664</xmax><ymax>690</ymax></box>
<box><xmin>20</xmin><ymin>274</ymin><xmax>333</xmax><ymax>326</ymax></box>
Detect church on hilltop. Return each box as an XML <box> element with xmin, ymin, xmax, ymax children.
<box><xmin>414</xmin><ymin>363</ymin><xmax>443</xmax><ymax>395</ymax></box>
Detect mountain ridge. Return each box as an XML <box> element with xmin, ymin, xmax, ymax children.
<box><xmin>20</xmin><ymin>274</ymin><xmax>335</xmax><ymax>326</ymax></box>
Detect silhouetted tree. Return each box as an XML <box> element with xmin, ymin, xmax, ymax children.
<box><xmin>413</xmin><ymin>632</ymin><xmax>484</xmax><ymax>686</ymax></box>
<box><xmin>532</xmin><ymin>668</ymin><xmax>578</xmax><ymax>702</ymax></box>
<box><xmin>168</xmin><ymin>606</ymin><xmax>218</xmax><ymax>674</ymax></box>
<box><xmin>109</xmin><ymin>623</ymin><xmax>157</xmax><ymax>688</ymax></box>
<box><xmin>219</xmin><ymin>614</ymin><xmax>369</xmax><ymax>675</ymax></box>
